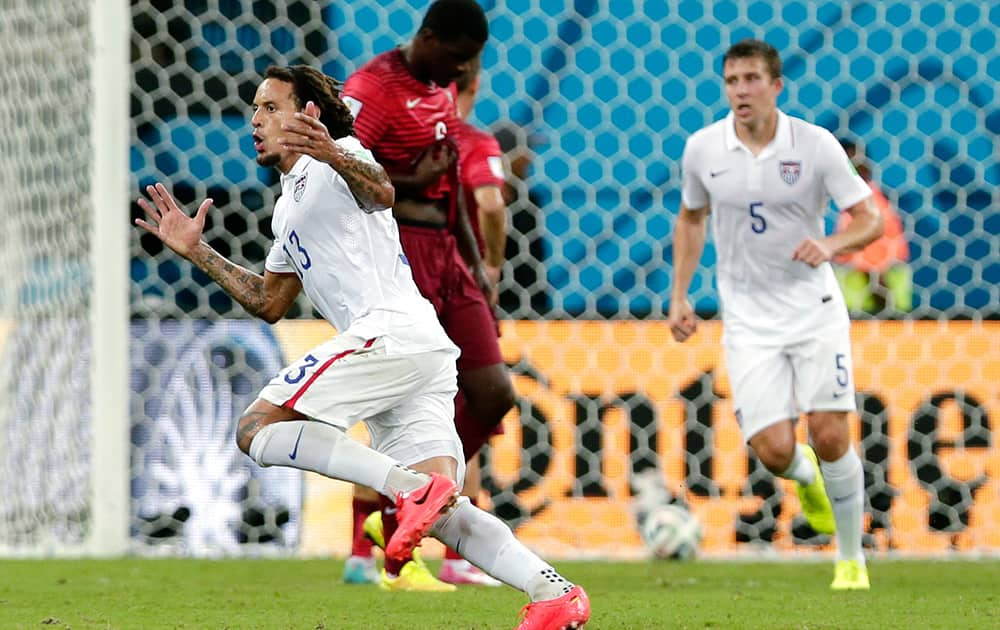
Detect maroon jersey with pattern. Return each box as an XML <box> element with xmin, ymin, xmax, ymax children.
<box><xmin>454</xmin><ymin>120</ymin><xmax>506</xmax><ymax>256</ymax></box>
<box><xmin>342</xmin><ymin>49</ymin><xmax>460</xmax><ymax>204</ymax></box>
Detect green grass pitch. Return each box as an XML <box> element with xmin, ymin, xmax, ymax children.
<box><xmin>2</xmin><ymin>558</ymin><xmax>998</xmax><ymax>629</ymax></box>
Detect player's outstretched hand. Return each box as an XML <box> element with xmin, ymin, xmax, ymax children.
<box><xmin>280</xmin><ymin>101</ymin><xmax>336</xmax><ymax>161</ymax></box>
<box><xmin>135</xmin><ymin>183</ymin><xmax>213</xmax><ymax>259</ymax></box>
<box><xmin>668</xmin><ymin>298</ymin><xmax>698</xmax><ymax>342</ymax></box>
<box><xmin>791</xmin><ymin>237</ymin><xmax>834</xmax><ymax>268</ymax></box>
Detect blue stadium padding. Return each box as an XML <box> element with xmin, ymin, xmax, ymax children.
<box><xmin>132</xmin><ymin>0</ymin><xmax>999</xmax><ymax>318</ymax></box>
<box><xmin>134</xmin><ymin>114</ymin><xmax>269</xmax><ymax>188</ymax></box>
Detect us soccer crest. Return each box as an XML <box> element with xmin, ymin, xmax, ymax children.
<box><xmin>293</xmin><ymin>172</ymin><xmax>307</xmax><ymax>201</ymax></box>
<box><xmin>779</xmin><ymin>160</ymin><xmax>801</xmax><ymax>185</ymax></box>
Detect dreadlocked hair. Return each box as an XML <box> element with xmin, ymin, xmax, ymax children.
<box><xmin>265</xmin><ymin>65</ymin><xmax>355</xmax><ymax>139</ymax></box>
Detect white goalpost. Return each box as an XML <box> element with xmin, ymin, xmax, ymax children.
<box><xmin>88</xmin><ymin>0</ymin><xmax>131</xmax><ymax>558</ymax></box>
<box><xmin>0</xmin><ymin>0</ymin><xmax>130</xmax><ymax>557</ymax></box>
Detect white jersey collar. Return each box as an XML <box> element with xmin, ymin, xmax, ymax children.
<box><xmin>279</xmin><ymin>154</ymin><xmax>312</xmax><ymax>187</ymax></box>
<box><xmin>723</xmin><ymin>109</ymin><xmax>793</xmax><ymax>158</ymax></box>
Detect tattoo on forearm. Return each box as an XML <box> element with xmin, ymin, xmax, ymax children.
<box><xmin>332</xmin><ymin>148</ymin><xmax>389</xmax><ymax>207</ymax></box>
<box><xmin>237</xmin><ymin>411</ymin><xmax>267</xmax><ymax>446</ymax></box>
<box><xmin>197</xmin><ymin>246</ymin><xmax>267</xmax><ymax>316</ymax></box>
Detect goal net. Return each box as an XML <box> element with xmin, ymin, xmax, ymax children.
<box><xmin>0</xmin><ymin>0</ymin><xmax>129</xmax><ymax>556</ymax></box>
<box><xmin>3</xmin><ymin>0</ymin><xmax>995</xmax><ymax>559</ymax></box>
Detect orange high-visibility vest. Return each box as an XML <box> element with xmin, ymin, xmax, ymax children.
<box><xmin>835</xmin><ymin>181</ymin><xmax>910</xmax><ymax>273</ymax></box>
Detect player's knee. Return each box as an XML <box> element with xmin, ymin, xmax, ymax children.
<box><xmin>748</xmin><ymin>426</ymin><xmax>796</xmax><ymax>473</ymax></box>
<box><xmin>808</xmin><ymin>412</ymin><xmax>851</xmax><ymax>460</ymax></box>
<box><xmin>234</xmin><ymin>420</ymin><xmax>251</xmax><ymax>455</ymax></box>
<box><xmin>235</xmin><ymin>413</ymin><xmax>264</xmax><ymax>455</ymax></box>
<box><xmin>762</xmin><ymin>450</ymin><xmax>794</xmax><ymax>475</ymax></box>
<box><xmin>809</xmin><ymin>428</ymin><xmax>849</xmax><ymax>461</ymax></box>
<box><xmin>751</xmin><ymin>440</ymin><xmax>795</xmax><ymax>474</ymax></box>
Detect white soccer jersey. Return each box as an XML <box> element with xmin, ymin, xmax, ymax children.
<box><xmin>265</xmin><ymin>137</ymin><xmax>456</xmax><ymax>356</ymax></box>
<box><xmin>681</xmin><ymin>111</ymin><xmax>872</xmax><ymax>344</ymax></box>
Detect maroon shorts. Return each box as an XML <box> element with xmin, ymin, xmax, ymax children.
<box><xmin>398</xmin><ymin>222</ymin><xmax>504</xmax><ymax>371</ymax></box>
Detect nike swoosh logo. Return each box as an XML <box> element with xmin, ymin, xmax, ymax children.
<box><xmin>411</xmin><ymin>484</ymin><xmax>434</xmax><ymax>506</ymax></box>
<box><xmin>710</xmin><ymin>169</ymin><xmax>729</xmax><ymax>178</ymax></box>
<box><xmin>406</xmin><ymin>98</ymin><xmax>421</xmax><ymax>109</ymax></box>
<box><xmin>832</xmin><ymin>492</ymin><xmax>857</xmax><ymax>503</ymax></box>
<box><xmin>832</xmin><ymin>391</ymin><xmax>847</xmax><ymax>398</ymax></box>
<box><xmin>288</xmin><ymin>425</ymin><xmax>305</xmax><ymax>460</ymax></box>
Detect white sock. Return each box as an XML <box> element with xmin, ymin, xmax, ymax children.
<box><xmin>431</xmin><ymin>498</ymin><xmax>574</xmax><ymax>601</ymax></box>
<box><xmin>247</xmin><ymin>420</ymin><xmax>427</xmax><ymax>498</ymax></box>
<box><xmin>820</xmin><ymin>449</ymin><xmax>865</xmax><ymax>563</ymax></box>
<box><xmin>781</xmin><ymin>444</ymin><xmax>816</xmax><ymax>485</ymax></box>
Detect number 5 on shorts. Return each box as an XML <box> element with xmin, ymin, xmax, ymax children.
<box><xmin>835</xmin><ymin>353</ymin><xmax>849</xmax><ymax>387</ymax></box>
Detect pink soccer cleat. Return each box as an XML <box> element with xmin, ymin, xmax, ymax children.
<box><xmin>385</xmin><ymin>473</ymin><xmax>458</xmax><ymax>563</ymax></box>
<box><xmin>515</xmin><ymin>585</ymin><xmax>590</xmax><ymax>630</ymax></box>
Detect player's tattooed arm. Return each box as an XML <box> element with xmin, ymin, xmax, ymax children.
<box><xmin>324</xmin><ymin>144</ymin><xmax>395</xmax><ymax>212</ymax></box>
<box><xmin>188</xmin><ymin>244</ymin><xmax>301</xmax><ymax>323</ymax></box>
<box><xmin>280</xmin><ymin>109</ymin><xmax>394</xmax><ymax>211</ymax></box>
<box><xmin>135</xmin><ymin>182</ymin><xmax>299</xmax><ymax>323</ymax></box>
<box><xmin>189</xmin><ymin>243</ymin><xmax>269</xmax><ymax>316</ymax></box>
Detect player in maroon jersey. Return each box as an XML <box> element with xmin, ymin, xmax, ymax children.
<box><xmin>453</xmin><ymin>57</ymin><xmax>508</xmax><ymax>312</ymax></box>
<box><xmin>339</xmin><ymin>63</ymin><xmax>512</xmax><ymax>585</ymax></box>
<box><xmin>341</xmin><ymin>0</ymin><xmax>513</xmax><ymax>463</ymax></box>
<box><xmin>433</xmin><ymin>55</ymin><xmax>510</xmax><ymax>587</ymax></box>
<box><xmin>341</xmin><ymin>55</ymin><xmax>511</xmax><ymax>591</ymax></box>
<box><xmin>336</xmin><ymin>3</ymin><xmax>589</xmax><ymax>625</ymax></box>
<box><xmin>340</xmin><ymin>0</ymin><xmax>515</xmax><ymax>588</ymax></box>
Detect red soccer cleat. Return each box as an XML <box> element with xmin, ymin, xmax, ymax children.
<box><xmin>515</xmin><ymin>585</ymin><xmax>590</xmax><ymax>630</ymax></box>
<box><xmin>384</xmin><ymin>473</ymin><xmax>458</xmax><ymax>563</ymax></box>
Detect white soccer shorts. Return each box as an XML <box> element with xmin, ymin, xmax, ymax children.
<box><xmin>258</xmin><ymin>334</ymin><xmax>464</xmax><ymax>476</ymax></box>
<box><xmin>724</xmin><ymin>326</ymin><xmax>857</xmax><ymax>440</ymax></box>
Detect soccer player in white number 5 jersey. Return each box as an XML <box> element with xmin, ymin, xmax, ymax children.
<box><xmin>668</xmin><ymin>39</ymin><xmax>883</xmax><ymax>590</ymax></box>
<box><xmin>136</xmin><ymin>65</ymin><xmax>588</xmax><ymax>628</ymax></box>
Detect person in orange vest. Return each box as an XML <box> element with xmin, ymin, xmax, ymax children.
<box><xmin>835</xmin><ymin>139</ymin><xmax>913</xmax><ymax>314</ymax></box>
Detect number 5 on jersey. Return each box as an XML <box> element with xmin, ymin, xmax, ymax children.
<box><xmin>749</xmin><ymin>202</ymin><xmax>767</xmax><ymax>234</ymax></box>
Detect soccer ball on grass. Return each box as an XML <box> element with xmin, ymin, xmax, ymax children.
<box><xmin>638</xmin><ymin>504</ymin><xmax>703</xmax><ymax>560</ymax></box>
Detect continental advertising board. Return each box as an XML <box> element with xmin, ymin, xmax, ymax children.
<box><xmin>281</xmin><ymin>320</ymin><xmax>1000</xmax><ymax>559</ymax></box>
